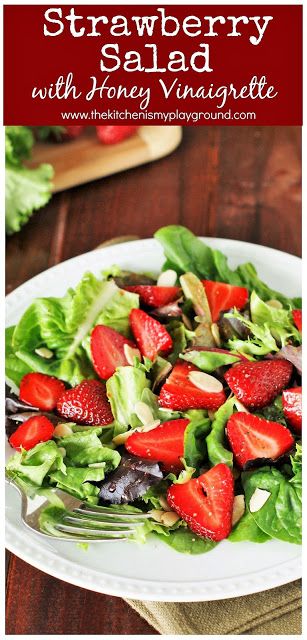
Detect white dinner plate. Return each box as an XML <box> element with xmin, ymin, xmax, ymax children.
<box><xmin>5</xmin><ymin>237</ymin><xmax>302</xmax><ymax>601</ymax></box>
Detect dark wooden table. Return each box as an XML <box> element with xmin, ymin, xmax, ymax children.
<box><xmin>6</xmin><ymin>126</ymin><xmax>301</xmax><ymax>635</ymax></box>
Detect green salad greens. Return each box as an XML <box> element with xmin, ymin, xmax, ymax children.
<box><xmin>6</xmin><ymin>225</ymin><xmax>302</xmax><ymax>555</ymax></box>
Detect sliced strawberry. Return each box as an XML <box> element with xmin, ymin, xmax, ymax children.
<box><xmin>91</xmin><ymin>325</ymin><xmax>137</xmax><ymax>380</ymax></box>
<box><xmin>167</xmin><ymin>463</ymin><xmax>234</xmax><ymax>541</ymax></box>
<box><xmin>96</xmin><ymin>126</ymin><xmax>139</xmax><ymax>145</ymax></box>
<box><xmin>63</xmin><ymin>126</ymin><xmax>85</xmax><ymax>140</ymax></box>
<box><xmin>292</xmin><ymin>309</ymin><xmax>302</xmax><ymax>332</ymax></box>
<box><xmin>125</xmin><ymin>418</ymin><xmax>189</xmax><ymax>472</ymax></box>
<box><xmin>202</xmin><ymin>280</ymin><xmax>249</xmax><ymax>322</ymax></box>
<box><xmin>224</xmin><ymin>359</ymin><xmax>293</xmax><ymax>408</ymax></box>
<box><xmin>9</xmin><ymin>415</ymin><xmax>54</xmax><ymax>451</ymax></box>
<box><xmin>130</xmin><ymin>309</ymin><xmax>173</xmax><ymax>361</ymax></box>
<box><xmin>19</xmin><ymin>373</ymin><xmax>66</xmax><ymax>411</ymax></box>
<box><xmin>282</xmin><ymin>387</ymin><xmax>302</xmax><ymax>433</ymax></box>
<box><xmin>125</xmin><ymin>285</ymin><xmax>181</xmax><ymax>309</ymax></box>
<box><xmin>159</xmin><ymin>361</ymin><xmax>226</xmax><ymax>411</ymax></box>
<box><xmin>226</xmin><ymin>412</ymin><xmax>294</xmax><ymax>469</ymax></box>
<box><xmin>56</xmin><ymin>380</ymin><xmax>113</xmax><ymax>425</ymax></box>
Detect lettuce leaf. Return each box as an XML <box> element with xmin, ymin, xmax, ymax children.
<box><xmin>7</xmin><ymin>274</ymin><xmax>138</xmax><ymax>387</ymax></box>
<box><xmin>250</xmin><ymin>292</ymin><xmax>301</xmax><ymax>346</ymax></box>
<box><xmin>206</xmin><ymin>398</ymin><xmax>235</xmax><ymax>468</ymax></box>
<box><xmin>155</xmin><ymin>225</ymin><xmax>301</xmax><ymax>308</ymax></box>
<box><xmin>56</xmin><ymin>428</ymin><xmax>121</xmax><ymax>469</ymax></box>
<box><xmin>183</xmin><ymin>410</ymin><xmax>211</xmax><ymax>468</ymax></box>
<box><xmin>106</xmin><ymin>366</ymin><xmax>150</xmax><ymax>433</ymax></box>
<box><xmin>180</xmin><ymin>349</ymin><xmax>241</xmax><ymax>372</ymax></box>
<box><xmin>242</xmin><ymin>460</ymin><xmax>302</xmax><ymax>544</ymax></box>
<box><xmin>6</xmin><ymin>440</ymin><xmax>66</xmax><ymax>496</ymax></box>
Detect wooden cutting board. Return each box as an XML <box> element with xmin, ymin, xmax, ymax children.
<box><xmin>28</xmin><ymin>126</ymin><xmax>182</xmax><ymax>193</ymax></box>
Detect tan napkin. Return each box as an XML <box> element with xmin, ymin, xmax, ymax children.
<box><xmin>126</xmin><ymin>580</ymin><xmax>301</xmax><ymax>635</ymax></box>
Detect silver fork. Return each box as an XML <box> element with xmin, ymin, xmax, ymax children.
<box><xmin>6</xmin><ymin>476</ymin><xmax>156</xmax><ymax>542</ymax></box>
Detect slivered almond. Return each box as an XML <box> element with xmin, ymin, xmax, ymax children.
<box><xmin>157</xmin><ymin>269</ymin><xmax>177</xmax><ymax>287</ymax></box>
<box><xmin>232</xmin><ymin>495</ymin><xmax>245</xmax><ymax>525</ymax></box>
<box><xmin>141</xmin><ymin>420</ymin><xmax>160</xmax><ymax>432</ymax></box>
<box><xmin>35</xmin><ymin>347</ymin><xmax>54</xmax><ymax>359</ymax></box>
<box><xmin>158</xmin><ymin>496</ymin><xmax>173</xmax><ymax>512</ymax></box>
<box><xmin>208</xmin><ymin>410</ymin><xmax>216</xmax><ymax>421</ymax></box>
<box><xmin>234</xmin><ymin>397</ymin><xmax>249</xmax><ymax>413</ymax></box>
<box><xmin>53</xmin><ymin>424</ymin><xmax>73</xmax><ymax>437</ymax></box>
<box><xmin>160</xmin><ymin>511</ymin><xmax>180</xmax><ymax>527</ymax></box>
<box><xmin>249</xmin><ymin>488</ymin><xmax>271</xmax><ymax>513</ymax></box>
<box><xmin>211</xmin><ymin>323</ymin><xmax>221</xmax><ymax>347</ymax></box>
<box><xmin>267</xmin><ymin>299</ymin><xmax>283</xmax><ymax>309</ymax></box>
<box><xmin>188</xmin><ymin>371</ymin><xmax>223</xmax><ymax>393</ymax></box>
<box><xmin>134</xmin><ymin>401</ymin><xmax>155</xmax><ymax>426</ymax></box>
<box><xmin>124</xmin><ymin>343</ymin><xmax>141</xmax><ymax>365</ymax></box>
<box><xmin>112</xmin><ymin>429</ymin><xmax>136</xmax><ymax>446</ymax></box>
<box><xmin>150</xmin><ymin>509</ymin><xmax>164</xmax><ymax>523</ymax></box>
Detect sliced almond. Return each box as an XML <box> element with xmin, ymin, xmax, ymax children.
<box><xmin>232</xmin><ymin>494</ymin><xmax>245</xmax><ymax>525</ymax></box>
<box><xmin>112</xmin><ymin>429</ymin><xmax>137</xmax><ymax>446</ymax></box>
<box><xmin>249</xmin><ymin>488</ymin><xmax>271</xmax><ymax>513</ymax></box>
<box><xmin>266</xmin><ymin>299</ymin><xmax>283</xmax><ymax>309</ymax></box>
<box><xmin>35</xmin><ymin>347</ymin><xmax>54</xmax><ymax>359</ymax></box>
<box><xmin>160</xmin><ymin>511</ymin><xmax>180</xmax><ymax>527</ymax></box>
<box><xmin>158</xmin><ymin>495</ymin><xmax>173</xmax><ymax>512</ymax></box>
<box><xmin>124</xmin><ymin>343</ymin><xmax>141</xmax><ymax>365</ymax></box>
<box><xmin>134</xmin><ymin>401</ymin><xmax>155</xmax><ymax>426</ymax></box>
<box><xmin>157</xmin><ymin>269</ymin><xmax>177</xmax><ymax>287</ymax></box>
<box><xmin>188</xmin><ymin>371</ymin><xmax>223</xmax><ymax>393</ymax></box>
<box><xmin>234</xmin><ymin>397</ymin><xmax>249</xmax><ymax>413</ymax></box>
<box><xmin>149</xmin><ymin>509</ymin><xmax>164</xmax><ymax>523</ymax></box>
<box><xmin>211</xmin><ymin>323</ymin><xmax>221</xmax><ymax>347</ymax></box>
<box><xmin>53</xmin><ymin>424</ymin><xmax>73</xmax><ymax>438</ymax></box>
<box><xmin>141</xmin><ymin>420</ymin><xmax>160</xmax><ymax>432</ymax></box>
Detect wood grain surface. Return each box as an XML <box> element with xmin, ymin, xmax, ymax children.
<box><xmin>6</xmin><ymin>126</ymin><xmax>301</xmax><ymax>635</ymax></box>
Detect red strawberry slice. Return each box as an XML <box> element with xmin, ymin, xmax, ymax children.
<box><xmin>91</xmin><ymin>325</ymin><xmax>137</xmax><ymax>380</ymax></box>
<box><xmin>159</xmin><ymin>361</ymin><xmax>226</xmax><ymax>411</ymax></box>
<box><xmin>224</xmin><ymin>359</ymin><xmax>293</xmax><ymax>408</ymax></box>
<box><xmin>57</xmin><ymin>380</ymin><xmax>113</xmax><ymax>425</ymax></box>
<box><xmin>226</xmin><ymin>412</ymin><xmax>294</xmax><ymax>468</ymax></box>
<box><xmin>130</xmin><ymin>309</ymin><xmax>173</xmax><ymax>361</ymax></box>
<box><xmin>19</xmin><ymin>373</ymin><xmax>66</xmax><ymax>411</ymax></box>
<box><xmin>292</xmin><ymin>309</ymin><xmax>302</xmax><ymax>332</ymax></box>
<box><xmin>167</xmin><ymin>463</ymin><xmax>234</xmax><ymax>541</ymax></box>
<box><xmin>63</xmin><ymin>126</ymin><xmax>85</xmax><ymax>140</ymax></box>
<box><xmin>9</xmin><ymin>415</ymin><xmax>54</xmax><ymax>451</ymax></box>
<box><xmin>282</xmin><ymin>387</ymin><xmax>302</xmax><ymax>433</ymax></box>
<box><xmin>202</xmin><ymin>280</ymin><xmax>249</xmax><ymax>322</ymax></box>
<box><xmin>125</xmin><ymin>285</ymin><xmax>181</xmax><ymax>308</ymax></box>
<box><xmin>125</xmin><ymin>418</ymin><xmax>189</xmax><ymax>472</ymax></box>
<box><xmin>96</xmin><ymin>126</ymin><xmax>139</xmax><ymax>145</ymax></box>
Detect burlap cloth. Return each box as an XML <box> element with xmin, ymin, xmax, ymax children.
<box><xmin>125</xmin><ymin>580</ymin><xmax>301</xmax><ymax>635</ymax></box>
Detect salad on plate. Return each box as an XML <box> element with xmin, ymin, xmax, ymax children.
<box><xmin>5</xmin><ymin>225</ymin><xmax>302</xmax><ymax>555</ymax></box>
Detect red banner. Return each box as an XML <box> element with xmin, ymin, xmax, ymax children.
<box><xmin>4</xmin><ymin>5</ymin><xmax>302</xmax><ymax>125</ymax></box>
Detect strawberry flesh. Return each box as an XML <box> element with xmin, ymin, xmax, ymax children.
<box><xmin>96</xmin><ymin>126</ymin><xmax>139</xmax><ymax>145</ymax></box>
<box><xmin>19</xmin><ymin>372</ymin><xmax>66</xmax><ymax>411</ymax></box>
<box><xmin>125</xmin><ymin>285</ymin><xmax>181</xmax><ymax>308</ymax></box>
<box><xmin>226</xmin><ymin>412</ymin><xmax>294</xmax><ymax>468</ymax></box>
<box><xmin>202</xmin><ymin>280</ymin><xmax>249</xmax><ymax>322</ymax></box>
<box><xmin>130</xmin><ymin>308</ymin><xmax>173</xmax><ymax>361</ymax></box>
<box><xmin>282</xmin><ymin>387</ymin><xmax>302</xmax><ymax>433</ymax></box>
<box><xmin>125</xmin><ymin>418</ymin><xmax>189</xmax><ymax>472</ymax></box>
<box><xmin>224</xmin><ymin>359</ymin><xmax>293</xmax><ymax>408</ymax></box>
<box><xmin>159</xmin><ymin>361</ymin><xmax>226</xmax><ymax>411</ymax></box>
<box><xmin>91</xmin><ymin>325</ymin><xmax>137</xmax><ymax>379</ymax></box>
<box><xmin>57</xmin><ymin>379</ymin><xmax>113</xmax><ymax>425</ymax></box>
<box><xmin>9</xmin><ymin>415</ymin><xmax>54</xmax><ymax>451</ymax></box>
<box><xmin>167</xmin><ymin>463</ymin><xmax>234</xmax><ymax>541</ymax></box>
<box><xmin>292</xmin><ymin>309</ymin><xmax>302</xmax><ymax>332</ymax></box>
